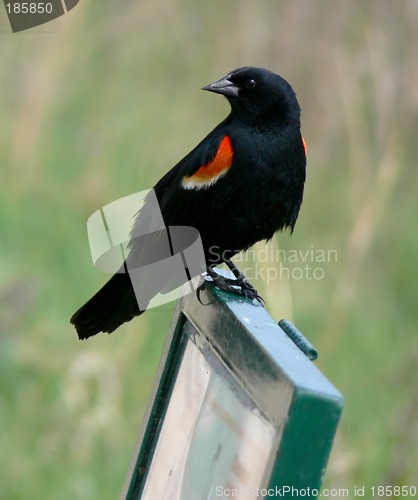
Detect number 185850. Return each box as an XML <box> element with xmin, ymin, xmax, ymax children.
<box><xmin>6</xmin><ymin>3</ymin><xmax>53</xmax><ymax>14</ymax></box>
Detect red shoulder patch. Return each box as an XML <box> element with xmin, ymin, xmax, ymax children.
<box><xmin>302</xmin><ymin>136</ymin><xmax>307</xmax><ymax>155</ymax></box>
<box><xmin>182</xmin><ymin>136</ymin><xmax>234</xmax><ymax>190</ymax></box>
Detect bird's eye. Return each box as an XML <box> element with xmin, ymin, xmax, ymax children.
<box><xmin>245</xmin><ymin>78</ymin><xmax>256</xmax><ymax>89</ymax></box>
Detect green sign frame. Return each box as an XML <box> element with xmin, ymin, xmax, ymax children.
<box><xmin>122</xmin><ymin>281</ymin><xmax>343</xmax><ymax>499</ymax></box>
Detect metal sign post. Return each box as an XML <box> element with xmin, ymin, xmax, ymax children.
<box><xmin>121</xmin><ymin>277</ymin><xmax>343</xmax><ymax>499</ymax></box>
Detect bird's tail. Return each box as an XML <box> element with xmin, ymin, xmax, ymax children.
<box><xmin>70</xmin><ymin>273</ymin><xmax>142</xmax><ymax>340</ymax></box>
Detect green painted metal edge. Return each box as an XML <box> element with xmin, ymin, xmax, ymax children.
<box><xmin>121</xmin><ymin>305</ymin><xmax>187</xmax><ymax>499</ymax></box>
<box><xmin>268</xmin><ymin>389</ymin><xmax>343</xmax><ymax>496</ymax></box>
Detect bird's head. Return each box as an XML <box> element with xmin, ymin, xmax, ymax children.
<box><xmin>203</xmin><ymin>66</ymin><xmax>300</xmax><ymax>125</ymax></box>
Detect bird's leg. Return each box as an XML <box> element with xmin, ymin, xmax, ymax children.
<box><xmin>196</xmin><ymin>262</ymin><xmax>264</xmax><ymax>304</ymax></box>
<box><xmin>224</xmin><ymin>258</ymin><xmax>249</xmax><ymax>282</ymax></box>
<box><xmin>224</xmin><ymin>259</ymin><xmax>265</xmax><ymax>303</ymax></box>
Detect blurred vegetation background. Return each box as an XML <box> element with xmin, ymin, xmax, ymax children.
<box><xmin>1</xmin><ymin>0</ymin><xmax>418</xmax><ymax>498</ymax></box>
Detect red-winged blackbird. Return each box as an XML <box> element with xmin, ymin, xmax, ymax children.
<box><xmin>71</xmin><ymin>67</ymin><xmax>306</xmax><ymax>340</ymax></box>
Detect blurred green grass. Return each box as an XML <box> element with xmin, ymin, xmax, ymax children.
<box><xmin>1</xmin><ymin>0</ymin><xmax>418</xmax><ymax>498</ymax></box>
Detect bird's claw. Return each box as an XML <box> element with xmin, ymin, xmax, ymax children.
<box><xmin>196</xmin><ymin>281</ymin><xmax>211</xmax><ymax>306</ymax></box>
<box><xmin>197</xmin><ymin>270</ymin><xmax>265</xmax><ymax>305</ymax></box>
<box><xmin>222</xmin><ymin>276</ymin><xmax>265</xmax><ymax>303</ymax></box>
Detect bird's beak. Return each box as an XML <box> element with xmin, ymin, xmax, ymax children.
<box><xmin>202</xmin><ymin>75</ymin><xmax>239</xmax><ymax>97</ymax></box>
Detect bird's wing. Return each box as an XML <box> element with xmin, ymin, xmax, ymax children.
<box><xmin>125</xmin><ymin>129</ymin><xmax>234</xmax><ymax>293</ymax></box>
<box><xmin>154</xmin><ymin>124</ymin><xmax>235</xmax><ymax>197</ymax></box>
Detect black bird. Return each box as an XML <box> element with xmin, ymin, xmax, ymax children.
<box><xmin>71</xmin><ymin>67</ymin><xmax>306</xmax><ymax>340</ymax></box>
